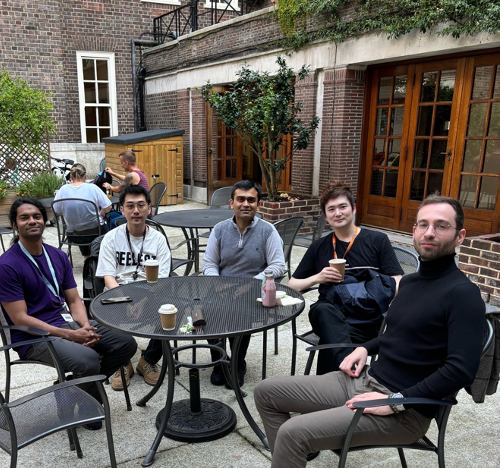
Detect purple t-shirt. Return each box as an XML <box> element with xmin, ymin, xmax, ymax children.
<box><xmin>0</xmin><ymin>242</ymin><xmax>77</xmax><ymax>358</ymax></box>
<box><xmin>133</xmin><ymin>169</ymin><xmax>149</xmax><ymax>191</ymax></box>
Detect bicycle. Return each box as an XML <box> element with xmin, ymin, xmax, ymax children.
<box><xmin>51</xmin><ymin>157</ymin><xmax>74</xmax><ymax>182</ymax></box>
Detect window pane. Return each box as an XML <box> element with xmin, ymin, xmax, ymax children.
<box><xmin>376</xmin><ymin>108</ymin><xmax>389</xmax><ymax>135</ymax></box>
<box><xmin>494</xmin><ymin>66</ymin><xmax>500</xmax><ymax>99</ymax></box>
<box><xmin>459</xmin><ymin>175</ymin><xmax>477</xmax><ymax>208</ymax></box>
<box><xmin>417</xmin><ymin>106</ymin><xmax>433</xmax><ymax>136</ymax></box>
<box><xmin>433</xmin><ymin>105</ymin><xmax>451</xmax><ymax>136</ymax></box>
<box><xmin>472</xmin><ymin>66</ymin><xmax>492</xmax><ymax>100</ymax></box>
<box><xmin>84</xmin><ymin>82</ymin><xmax>96</xmax><ymax>103</ymax></box>
<box><xmin>414</xmin><ymin>140</ymin><xmax>429</xmax><ymax>168</ymax></box>
<box><xmin>98</xmin><ymin>83</ymin><xmax>109</xmax><ymax>104</ymax></box>
<box><xmin>387</xmin><ymin>139</ymin><xmax>401</xmax><ymax>167</ymax></box>
<box><xmin>410</xmin><ymin>171</ymin><xmax>426</xmax><ymax>200</ymax></box>
<box><xmin>390</xmin><ymin>107</ymin><xmax>404</xmax><ymax>136</ymax></box>
<box><xmin>467</xmin><ymin>103</ymin><xmax>487</xmax><ymax>136</ymax></box>
<box><xmin>384</xmin><ymin>170</ymin><xmax>398</xmax><ymax>197</ymax></box>
<box><xmin>378</xmin><ymin>77</ymin><xmax>392</xmax><ymax>105</ymax></box>
<box><xmin>478</xmin><ymin>177</ymin><xmax>498</xmax><ymax>210</ymax></box>
<box><xmin>484</xmin><ymin>140</ymin><xmax>500</xmax><ymax>174</ymax></box>
<box><xmin>438</xmin><ymin>70</ymin><xmax>456</xmax><ymax>101</ymax></box>
<box><xmin>83</xmin><ymin>59</ymin><xmax>95</xmax><ymax>80</ymax></box>
<box><xmin>421</xmin><ymin>72</ymin><xmax>437</xmax><ymax>102</ymax></box>
<box><xmin>429</xmin><ymin>139</ymin><xmax>447</xmax><ymax>170</ymax></box>
<box><xmin>100</xmin><ymin>128</ymin><xmax>111</xmax><ymax>140</ymax></box>
<box><xmin>462</xmin><ymin>140</ymin><xmax>482</xmax><ymax>172</ymax></box>
<box><xmin>96</xmin><ymin>60</ymin><xmax>108</xmax><ymax>80</ymax></box>
<box><xmin>86</xmin><ymin>128</ymin><xmax>98</xmax><ymax>143</ymax></box>
<box><xmin>488</xmin><ymin>102</ymin><xmax>500</xmax><ymax>137</ymax></box>
<box><xmin>370</xmin><ymin>169</ymin><xmax>383</xmax><ymax>196</ymax></box>
<box><xmin>373</xmin><ymin>139</ymin><xmax>385</xmax><ymax>166</ymax></box>
<box><xmin>85</xmin><ymin>107</ymin><xmax>97</xmax><ymax>126</ymax></box>
<box><xmin>392</xmin><ymin>76</ymin><xmax>407</xmax><ymax>104</ymax></box>
<box><xmin>98</xmin><ymin>107</ymin><xmax>110</xmax><ymax>126</ymax></box>
<box><xmin>427</xmin><ymin>172</ymin><xmax>443</xmax><ymax>195</ymax></box>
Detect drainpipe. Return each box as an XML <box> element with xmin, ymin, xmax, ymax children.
<box><xmin>312</xmin><ymin>69</ymin><xmax>325</xmax><ymax>197</ymax></box>
<box><xmin>189</xmin><ymin>88</ymin><xmax>194</xmax><ymax>199</ymax></box>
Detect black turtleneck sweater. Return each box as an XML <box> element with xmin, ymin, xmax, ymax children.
<box><xmin>366</xmin><ymin>254</ymin><xmax>485</xmax><ymax>416</ymax></box>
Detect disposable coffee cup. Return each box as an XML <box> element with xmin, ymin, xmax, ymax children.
<box><xmin>329</xmin><ymin>259</ymin><xmax>346</xmax><ymax>279</ymax></box>
<box><xmin>145</xmin><ymin>259</ymin><xmax>159</xmax><ymax>283</ymax></box>
<box><xmin>159</xmin><ymin>304</ymin><xmax>177</xmax><ymax>330</ymax></box>
<box><xmin>276</xmin><ymin>290</ymin><xmax>287</xmax><ymax>306</ymax></box>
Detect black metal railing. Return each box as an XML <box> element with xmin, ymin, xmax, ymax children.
<box><xmin>153</xmin><ymin>0</ymin><xmax>256</xmax><ymax>44</ymax></box>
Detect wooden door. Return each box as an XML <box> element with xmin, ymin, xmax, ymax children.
<box><xmin>450</xmin><ymin>54</ymin><xmax>500</xmax><ymax>235</ymax></box>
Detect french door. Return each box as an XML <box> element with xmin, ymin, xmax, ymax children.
<box><xmin>361</xmin><ymin>52</ymin><xmax>500</xmax><ymax>235</ymax></box>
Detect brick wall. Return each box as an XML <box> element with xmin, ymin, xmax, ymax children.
<box><xmin>458</xmin><ymin>234</ymin><xmax>500</xmax><ymax>307</ymax></box>
<box><xmin>259</xmin><ymin>198</ymin><xmax>321</xmax><ymax>235</ymax></box>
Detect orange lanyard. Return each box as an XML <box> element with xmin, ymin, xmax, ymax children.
<box><xmin>332</xmin><ymin>226</ymin><xmax>359</xmax><ymax>259</ymax></box>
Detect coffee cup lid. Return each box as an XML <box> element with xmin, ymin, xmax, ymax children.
<box><xmin>329</xmin><ymin>259</ymin><xmax>346</xmax><ymax>264</ymax></box>
<box><xmin>145</xmin><ymin>259</ymin><xmax>159</xmax><ymax>266</ymax></box>
<box><xmin>159</xmin><ymin>304</ymin><xmax>177</xmax><ymax>314</ymax></box>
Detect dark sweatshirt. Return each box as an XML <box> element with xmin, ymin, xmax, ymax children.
<box><xmin>366</xmin><ymin>254</ymin><xmax>485</xmax><ymax>416</ymax></box>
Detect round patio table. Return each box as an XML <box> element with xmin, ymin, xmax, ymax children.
<box><xmin>91</xmin><ymin>276</ymin><xmax>304</xmax><ymax>466</ymax></box>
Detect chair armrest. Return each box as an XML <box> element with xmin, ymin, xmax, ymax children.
<box><xmin>0</xmin><ymin>325</ymin><xmax>49</xmax><ymax>336</ymax></box>
<box><xmin>352</xmin><ymin>397</ymin><xmax>457</xmax><ymax>410</ymax></box>
<box><xmin>305</xmin><ymin>343</ymin><xmax>360</xmax><ymax>353</ymax></box>
<box><xmin>0</xmin><ymin>336</ymin><xmax>56</xmax><ymax>352</ymax></box>
<box><xmin>170</xmin><ymin>237</ymin><xmax>197</xmax><ymax>252</ymax></box>
<box><xmin>7</xmin><ymin>374</ymin><xmax>107</xmax><ymax>408</ymax></box>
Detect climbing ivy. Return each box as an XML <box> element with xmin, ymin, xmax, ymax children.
<box><xmin>277</xmin><ymin>0</ymin><xmax>500</xmax><ymax>50</ymax></box>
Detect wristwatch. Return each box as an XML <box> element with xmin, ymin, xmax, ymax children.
<box><xmin>389</xmin><ymin>392</ymin><xmax>405</xmax><ymax>413</ymax></box>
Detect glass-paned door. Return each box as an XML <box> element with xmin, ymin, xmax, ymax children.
<box><xmin>451</xmin><ymin>54</ymin><xmax>500</xmax><ymax>235</ymax></box>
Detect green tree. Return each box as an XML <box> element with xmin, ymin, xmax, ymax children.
<box><xmin>201</xmin><ymin>56</ymin><xmax>320</xmax><ymax>201</ymax></box>
<box><xmin>0</xmin><ymin>71</ymin><xmax>55</xmax><ymax>164</ymax></box>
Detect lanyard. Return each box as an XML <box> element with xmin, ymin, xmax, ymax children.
<box><xmin>19</xmin><ymin>242</ymin><xmax>67</xmax><ymax>310</ymax></box>
<box><xmin>332</xmin><ymin>226</ymin><xmax>360</xmax><ymax>259</ymax></box>
<box><xmin>125</xmin><ymin>226</ymin><xmax>147</xmax><ymax>281</ymax></box>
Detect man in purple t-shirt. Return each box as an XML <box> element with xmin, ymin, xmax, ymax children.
<box><xmin>102</xmin><ymin>150</ymin><xmax>149</xmax><ymax>194</ymax></box>
<box><xmin>0</xmin><ymin>197</ymin><xmax>137</xmax><ymax>429</ymax></box>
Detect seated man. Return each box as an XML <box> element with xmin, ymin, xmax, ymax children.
<box><xmin>203</xmin><ymin>179</ymin><xmax>286</xmax><ymax>387</ymax></box>
<box><xmin>103</xmin><ymin>150</ymin><xmax>149</xmax><ymax>195</ymax></box>
<box><xmin>96</xmin><ymin>185</ymin><xmax>171</xmax><ymax>390</ymax></box>
<box><xmin>0</xmin><ymin>197</ymin><xmax>137</xmax><ymax>430</ymax></box>
<box><xmin>289</xmin><ymin>181</ymin><xmax>403</xmax><ymax>375</ymax></box>
<box><xmin>255</xmin><ymin>195</ymin><xmax>485</xmax><ymax>467</ymax></box>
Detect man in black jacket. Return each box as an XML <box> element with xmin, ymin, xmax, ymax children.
<box><xmin>255</xmin><ymin>195</ymin><xmax>485</xmax><ymax>468</ymax></box>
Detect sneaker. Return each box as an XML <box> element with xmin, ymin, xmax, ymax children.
<box><xmin>111</xmin><ymin>361</ymin><xmax>134</xmax><ymax>391</ymax></box>
<box><xmin>136</xmin><ymin>356</ymin><xmax>161</xmax><ymax>386</ymax></box>
<box><xmin>210</xmin><ymin>369</ymin><xmax>226</xmax><ymax>386</ymax></box>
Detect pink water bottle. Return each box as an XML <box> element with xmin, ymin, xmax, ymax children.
<box><xmin>262</xmin><ymin>269</ymin><xmax>276</xmax><ymax>307</ymax></box>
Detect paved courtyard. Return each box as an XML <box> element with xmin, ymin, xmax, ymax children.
<box><xmin>0</xmin><ymin>200</ymin><xmax>498</xmax><ymax>468</ymax></box>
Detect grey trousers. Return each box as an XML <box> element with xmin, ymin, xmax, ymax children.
<box><xmin>254</xmin><ymin>367</ymin><xmax>431</xmax><ymax>468</ymax></box>
<box><xmin>24</xmin><ymin>320</ymin><xmax>137</xmax><ymax>403</ymax></box>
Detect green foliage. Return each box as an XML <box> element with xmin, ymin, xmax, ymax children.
<box><xmin>15</xmin><ymin>172</ymin><xmax>64</xmax><ymax>199</ymax></box>
<box><xmin>201</xmin><ymin>56</ymin><xmax>319</xmax><ymax>201</ymax></box>
<box><xmin>0</xmin><ymin>180</ymin><xmax>9</xmax><ymax>199</ymax></box>
<box><xmin>0</xmin><ymin>71</ymin><xmax>55</xmax><ymax>156</ymax></box>
<box><xmin>277</xmin><ymin>0</ymin><xmax>500</xmax><ymax>50</ymax></box>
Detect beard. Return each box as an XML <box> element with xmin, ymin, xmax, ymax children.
<box><xmin>414</xmin><ymin>236</ymin><xmax>457</xmax><ymax>261</ymax></box>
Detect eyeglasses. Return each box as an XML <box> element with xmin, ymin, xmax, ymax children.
<box><xmin>234</xmin><ymin>196</ymin><xmax>257</xmax><ymax>204</ymax></box>
<box><xmin>123</xmin><ymin>202</ymin><xmax>148</xmax><ymax>211</ymax></box>
<box><xmin>414</xmin><ymin>221</ymin><xmax>458</xmax><ymax>235</ymax></box>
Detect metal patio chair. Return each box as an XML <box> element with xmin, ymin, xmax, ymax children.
<box><xmin>0</xmin><ymin>226</ymin><xmax>13</xmax><ymax>253</ymax></box>
<box><xmin>294</xmin><ymin>213</ymin><xmax>328</xmax><ymax>248</ymax></box>
<box><xmin>149</xmin><ymin>182</ymin><xmax>167</xmax><ymax>216</ymax></box>
<box><xmin>291</xmin><ymin>244</ymin><xmax>419</xmax><ymax>376</ymax></box>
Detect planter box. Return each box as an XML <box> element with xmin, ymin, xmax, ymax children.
<box><xmin>259</xmin><ymin>196</ymin><xmax>322</xmax><ymax>235</ymax></box>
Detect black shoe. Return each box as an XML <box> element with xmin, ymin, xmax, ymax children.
<box><xmin>83</xmin><ymin>420</ymin><xmax>103</xmax><ymax>431</ymax></box>
<box><xmin>210</xmin><ymin>370</ymin><xmax>226</xmax><ymax>386</ymax></box>
<box><xmin>306</xmin><ymin>451</ymin><xmax>320</xmax><ymax>461</ymax></box>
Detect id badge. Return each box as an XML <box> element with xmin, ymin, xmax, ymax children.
<box><xmin>61</xmin><ymin>313</ymin><xmax>74</xmax><ymax>322</ymax></box>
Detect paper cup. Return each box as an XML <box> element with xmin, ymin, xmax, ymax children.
<box><xmin>159</xmin><ymin>304</ymin><xmax>177</xmax><ymax>330</ymax></box>
<box><xmin>145</xmin><ymin>259</ymin><xmax>159</xmax><ymax>283</ymax></box>
<box><xmin>329</xmin><ymin>259</ymin><xmax>346</xmax><ymax>279</ymax></box>
<box><xmin>276</xmin><ymin>290</ymin><xmax>287</xmax><ymax>306</ymax></box>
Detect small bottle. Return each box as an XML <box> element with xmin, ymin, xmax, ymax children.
<box><xmin>262</xmin><ymin>269</ymin><xmax>276</xmax><ymax>307</ymax></box>
<box><xmin>106</xmin><ymin>186</ymin><xmax>111</xmax><ymax>199</ymax></box>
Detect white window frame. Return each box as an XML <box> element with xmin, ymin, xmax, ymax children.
<box><xmin>141</xmin><ymin>0</ymin><xmax>181</xmax><ymax>5</ymax></box>
<box><xmin>204</xmin><ymin>0</ymin><xmax>240</xmax><ymax>12</ymax></box>
<box><xmin>76</xmin><ymin>51</ymin><xmax>118</xmax><ymax>144</ymax></box>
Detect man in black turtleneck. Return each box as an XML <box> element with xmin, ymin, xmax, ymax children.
<box><xmin>255</xmin><ymin>195</ymin><xmax>485</xmax><ymax>468</ymax></box>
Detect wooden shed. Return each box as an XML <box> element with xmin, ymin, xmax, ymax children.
<box><xmin>103</xmin><ymin>129</ymin><xmax>184</xmax><ymax>206</ymax></box>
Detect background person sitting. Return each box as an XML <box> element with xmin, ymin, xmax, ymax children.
<box><xmin>103</xmin><ymin>150</ymin><xmax>149</xmax><ymax>194</ymax></box>
<box><xmin>53</xmin><ymin>163</ymin><xmax>112</xmax><ymax>258</ymax></box>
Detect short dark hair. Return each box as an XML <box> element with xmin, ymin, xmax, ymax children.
<box><xmin>416</xmin><ymin>194</ymin><xmax>465</xmax><ymax>231</ymax></box>
<box><xmin>231</xmin><ymin>180</ymin><xmax>262</xmax><ymax>201</ymax></box>
<box><xmin>9</xmin><ymin>197</ymin><xmax>47</xmax><ymax>243</ymax></box>
<box><xmin>320</xmin><ymin>181</ymin><xmax>355</xmax><ymax>214</ymax></box>
<box><xmin>119</xmin><ymin>184</ymin><xmax>151</xmax><ymax>206</ymax></box>
<box><xmin>119</xmin><ymin>150</ymin><xmax>136</xmax><ymax>164</ymax></box>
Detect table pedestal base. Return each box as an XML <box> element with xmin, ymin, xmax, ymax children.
<box><xmin>156</xmin><ymin>398</ymin><xmax>236</xmax><ymax>442</ymax></box>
